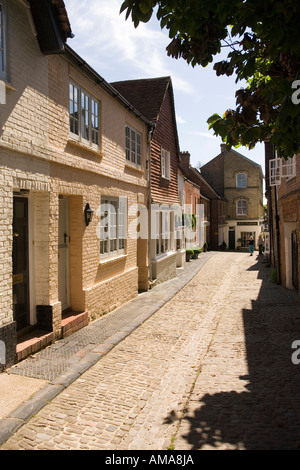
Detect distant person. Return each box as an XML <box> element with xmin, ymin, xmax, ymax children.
<box><xmin>258</xmin><ymin>235</ymin><xmax>264</xmax><ymax>255</ymax></box>
<box><xmin>248</xmin><ymin>236</ymin><xmax>254</xmax><ymax>256</ymax></box>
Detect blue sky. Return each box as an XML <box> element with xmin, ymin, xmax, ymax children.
<box><xmin>64</xmin><ymin>0</ymin><xmax>265</xmax><ymax>174</ymax></box>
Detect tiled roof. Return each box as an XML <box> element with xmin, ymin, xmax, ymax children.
<box><xmin>50</xmin><ymin>0</ymin><xmax>73</xmax><ymax>40</ymax></box>
<box><xmin>29</xmin><ymin>0</ymin><xmax>73</xmax><ymax>49</ymax></box>
<box><xmin>111</xmin><ymin>77</ymin><xmax>171</xmax><ymax>123</ymax></box>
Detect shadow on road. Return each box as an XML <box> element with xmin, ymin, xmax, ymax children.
<box><xmin>168</xmin><ymin>255</ymin><xmax>300</xmax><ymax>450</ymax></box>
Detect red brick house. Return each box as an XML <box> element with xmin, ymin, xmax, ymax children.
<box><xmin>179</xmin><ymin>151</ymin><xmax>226</xmax><ymax>251</ymax></box>
<box><xmin>112</xmin><ymin>77</ymin><xmax>183</xmax><ymax>285</ymax></box>
<box><xmin>265</xmin><ymin>142</ymin><xmax>299</xmax><ymax>294</ymax></box>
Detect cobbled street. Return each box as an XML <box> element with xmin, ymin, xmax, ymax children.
<box><xmin>2</xmin><ymin>252</ymin><xmax>300</xmax><ymax>450</ymax></box>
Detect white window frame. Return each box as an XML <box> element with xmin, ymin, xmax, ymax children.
<box><xmin>269</xmin><ymin>154</ymin><xmax>296</xmax><ymax>186</ymax></box>
<box><xmin>241</xmin><ymin>231</ymin><xmax>256</xmax><ymax>248</ymax></box>
<box><xmin>236</xmin><ymin>173</ymin><xmax>247</xmax><ymax>188</ymax></box>
<box><xmin>100</xmin><ymin>197</ymin><xmax>127</xmax><ymax>259</ymax></box>
<box><xmin>125</xmin><ymin>124</ymin><xmax>141</xmax><ymax>167</ymax></box>
<box><xmin>236</xmin><ymin>199</ymin><xmax>247</xmax><ymax>216</ymax></box>
<box><xmin>0</xmin><ymin>0</ymin><xmax>7</xmax><ymax>81</ymax></box>
<box><xmin>161</xmin><ymin>148</ymin><xmax>171</xmax><ymax>180</ymax></box>
<box><xmin>69</xmin><ymin>81</ymin><xmax>100</xmax><ymax>148</ymax></box>
<box><xmin>155</xmin><ymin>208</ymin><xmax>175</xmax><ymax>257</ymax></box>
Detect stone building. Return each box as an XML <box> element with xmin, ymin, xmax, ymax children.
<box><xmin>201</xmin><ymin>144</ymin><xmax>264</xmax><ymax>250</ymax></box>
<box><xmin>0</xmin><ymin>0</ymin><xmax>152</xmax><ymax>368</ymax></box>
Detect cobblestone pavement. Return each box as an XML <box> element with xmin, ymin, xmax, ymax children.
<box><xmin>2</xmin><ymin>252</ymin><xmax>300</xmax><ymax>450</ymax></box>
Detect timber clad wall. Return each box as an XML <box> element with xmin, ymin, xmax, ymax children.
<box><xmin>150</xmin><ymin>88</ymin><xmax>180</xmax><ymax>205</ymax></box>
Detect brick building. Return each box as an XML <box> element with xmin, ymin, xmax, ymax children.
<box><xmin>201</xmin><ymin>144</ymin><xmax>264</xmax><ymax>250</ymax></box>
<box><xmin>0</xmin><ymin>0</ymin><xmax>152</xmax><ymax>368</ymax></box>
<box><xmin>265</xmin><ymin>142</ymin><xmax>299</xmax><ymax>294</ymax></box>
<box><xmin>179</xmin><ymin>151</ymin><xmax>226</xmax><ymax>251</ymax></box>
<box><xmin>112</xmin><ymin>77</ymin><xmax>183</xmax><ymax>284</ymax></box>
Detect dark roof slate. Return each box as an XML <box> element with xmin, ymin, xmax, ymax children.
<box><xmin>111</xmin><ymin>76</ymin><xmax>171</xmax><ymax>123</ymax></box>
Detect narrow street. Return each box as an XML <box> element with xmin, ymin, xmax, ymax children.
<box><xmin>1</xmin><ymin>252</ymin><xmax>300</xmax><ymax>450</ymax></box>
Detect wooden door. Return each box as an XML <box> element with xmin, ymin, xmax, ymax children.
<box><xmin>13</xmin><ymin>197</ymin><xmax>29</xmax><ymax>331</ymax></box>
<box><xmin>58</xmin><ymin>196</ymin><xmax>70</xmax><ymax>311</ymax></box>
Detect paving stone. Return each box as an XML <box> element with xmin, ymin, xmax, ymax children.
<box><xmin>1</xmin><ymin>252</ymin><xmax>300</xmax><ymax>450</ymax></box>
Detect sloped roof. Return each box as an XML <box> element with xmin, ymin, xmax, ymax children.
<box><xmin>111</xmin><ymin>76</ymin><xmax>181</xmax><ymax>159</ymax></box>
<box><xmin>29</xmin><ymin>0</ymin><xmax>73</xmax><ymax>54</ymax></box>
<box><xmin>50</xmin><ymin>0</ymin><xmax>73</xmax><ymax>41</ymax></box>
<box><xmin>111</xmin><ymin>76</ymin><xmax>172</xmax><ymax>123</ymax></box>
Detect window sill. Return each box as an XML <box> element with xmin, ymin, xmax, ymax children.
<box><xmin>3</xmin><ymin>80</ymin><xmax>16</xmax><ymax>92</ymax></box>
<box><xmin>99</xmin><ymin>253</ymin><xmax>127</xmax><ymax>265</ymax></box>
<box><xmin>67</xmin><ymin>137</ymin><xmax>102</xmax><ymax>157</ymax></box>
<box><xmin>153</xmin><ymin>251</ymin><xmax>176</xmax><ymax>262</ymax></box>
<box><xmin>125</xmin><ymin>162</ymin><xmax>143</xmax><ymax>173</ymax></box>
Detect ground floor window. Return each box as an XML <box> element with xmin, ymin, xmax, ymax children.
<box><xmin>100</xmin><ymin>196</ymin><xmax>127</xmax><ymax>258</ymax></box>
<box><xmin>241</xmin><ymin>231</ymin><xmax>256</xmax><ymax>248</ymax></box>
<box><xmin>155</xmin><ymin>209</ymin><xmax>176</xmax><ymax>256</ymax></box>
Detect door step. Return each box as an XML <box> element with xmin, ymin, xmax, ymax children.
<box><xmin>61</xmin><ymin>311</ymin><xmax>89</xmax><ymax>338</ymax></box>
<box><xmin>16</xmin><ymin>330</ymin><xmax>54</xmax><ymax>362</ymax></box>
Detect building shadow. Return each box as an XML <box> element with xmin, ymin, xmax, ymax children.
<box><xmin>167</xmin><ymin>255</ymin><xmax>300</xmax><ymax>450</ymax></box>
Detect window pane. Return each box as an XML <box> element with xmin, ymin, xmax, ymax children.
<box><xmin>161</xmin><ymin>150</ymin><xmax>166</xmax><ymax>177</ymax></box>
<box><xmin>69</xmin><ymin>83</ymin><xmax>79</xmax><ymax>136</ymax></box>
<box><xmin>237</xmin><ymin>173</ymin><xmax>247</xmax><ymax>188</ymax></box>
<box><xmin>237</xmin><ymin>200</ymin><xmax>247</xmax><ymax>215</ymax></box>
<box><xmin>91</xmin><ymin>99</ymin><xmax>100</xmax><ymax>145</ymax></box>
<box><xmin>81</xmin><ymin>92</ymin><xmax>89</xmax><ymax>140</ymax></box>
<box><xmin>125</xmin><ymin>126</ymin><xmax>141</xmax><ymax>165</ymax></box>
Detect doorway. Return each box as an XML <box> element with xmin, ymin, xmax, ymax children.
<box><xmin>13</xmin><ymin>196</ymin><xmax>30</xmax><ymax>331</ymax></box>
<box><xmin>229</xmin><ymin>228</ymin><xmax>235</xmax><ymax>250</ymax></box>
<box><xmin>58</xmin><ymin>196</ymin><xmax>70</xmax><ymax>311</ymax></box>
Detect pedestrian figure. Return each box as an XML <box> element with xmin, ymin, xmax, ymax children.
<box><xmin>248</xmin><ymin>236</ymin><xmax>254</xmax><ymax>256</ymax></box>
<box><xmin>258</xmin><ymin>235</ymin><xmax>264</xmax><ymax>255</ymax></box>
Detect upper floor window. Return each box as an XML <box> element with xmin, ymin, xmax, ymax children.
<box><xmin>161</xmin><ymin>148</ymin><xmax>170</xmax><ymax>179</ymax></box>
<box><xmin>125</xmin><ymin>125</ymin><xmax>141</xmax><ymax>166</ymax></box>
<box><xmin>236</xmin><ymin>173</ymin><xmax>247</xmax><ymax>188</ymax></box>
<box><xmin>236</xmin><ymin>199</ymin><xmax>247</xmax><ymax>216</ymax></box>
<box><xmin>69</xmin><ymin>81</ymin><xmax>100</xmax><ymax>147</ymax></box>
<box><xmin>0</xmin><ymin>1</ymin><xmax>7</xmax><ymax>81</ymax></box>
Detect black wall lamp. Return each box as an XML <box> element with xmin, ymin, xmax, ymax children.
<box><xmin>84</xmin><ymin>203</ymin><xmax>94</xmax><ymax>226</ymax></box>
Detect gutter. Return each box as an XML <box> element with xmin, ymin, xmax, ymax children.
<box><xmin>148</xmin><ymin>128</ymin><xmax>154</xmax><ymax>286</ymax></box>
<box><xmin>64</xmin><ymin>45</ymin><xmax>153</xmax><ymax>130</ymax></box>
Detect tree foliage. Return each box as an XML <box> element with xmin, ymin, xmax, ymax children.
<box><xmin>120</xmin><ymin>0</ymin><xmax>300</xmax><ymax>158</ymax></box>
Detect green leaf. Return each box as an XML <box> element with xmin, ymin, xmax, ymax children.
<box><xmin>207</xmin><ymin>113</ymin><xmax>221</xmax><ymax>125</ymax></box>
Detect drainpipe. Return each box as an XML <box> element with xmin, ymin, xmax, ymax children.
<box><xmin>147</xmin><ymin>128</ymin><xmax>154</xmax><ymax>286</ymax></box>
<box><xmin>274</xmin><ymin>184</ymin><xmax>281</xmax><ymax>284</ymax></box>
